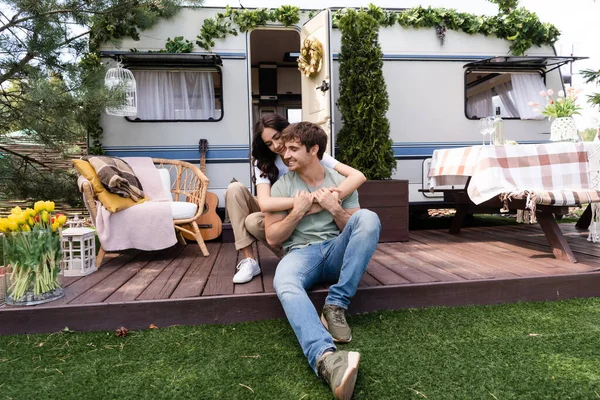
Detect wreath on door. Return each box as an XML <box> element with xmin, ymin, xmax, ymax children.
<box><xmin>297</xmin><ymin>37</ymin><xmax>323</xmax><ymax>78</ymax></box>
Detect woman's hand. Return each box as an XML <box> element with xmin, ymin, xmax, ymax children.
<box><xmin>306</xmin><ymin>203</ymin><xmax>324</xmax><ymax>216</ymax></box>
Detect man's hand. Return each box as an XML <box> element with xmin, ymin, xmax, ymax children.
<box><xmin>292</xmin><ymin>190</ymin><xmax>313</xmax><ymax>216</ymax></box>
<box><xmin>314</xmin><ymin>188</ymin><xmax>341</xmax><ymax>213</ymax></box>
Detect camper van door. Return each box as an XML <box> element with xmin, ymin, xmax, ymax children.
<box><xmin>301</xmin><ymin>9</ymin><xmax>333</xmax><ymax>154</ymax></box>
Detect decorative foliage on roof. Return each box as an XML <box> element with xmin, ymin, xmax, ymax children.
<box><xmin>194</xmin><ymin>2</ymin><xmax>559</xmax><ymax>56</ymax></box>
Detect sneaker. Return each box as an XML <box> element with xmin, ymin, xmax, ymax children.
<box><xmin>321</xmin><ymin>304</ymin><xmax>352</xmax><ymax>343</ymax></box>
<box><xmin>317</xmin><ymin>350</ymin><xmax>360</xmax><ymax>400</ymax></box>
<box><xmin>232</xmin><ymin>258</ymin><xmax>261</xmax><ymax>284</ymax></box>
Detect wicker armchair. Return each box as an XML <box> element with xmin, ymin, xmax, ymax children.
<box><xmin>80</xmin><ymin>158</ymin><xmax>210</xmax><ymax>266</ymax></box>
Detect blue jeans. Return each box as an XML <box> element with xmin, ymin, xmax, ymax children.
<box><xmin>273</xmin><ymin>209</ymin><xmax>381</xmax><ymax>373</ymax></box>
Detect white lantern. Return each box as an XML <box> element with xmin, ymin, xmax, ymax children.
<box><xmin>105</xmin><ymin>63</ymin><xmax>137</xmax><ymax>116</ymax></box>
<box><xmin>61</xmin><ymin>227</ymin><xmax>97</xmax><ymax>276</ymax></box>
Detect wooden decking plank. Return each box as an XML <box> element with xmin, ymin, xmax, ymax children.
<box><xmin>170</xmin><ymin>242</ymin><xmax>222</xmax><ymax>298</ymax></box>
<box><xmin>377</xmin><ymin>243</ymin><xmax>464</xmax><ymax>282</ymax></box>
<box><xmin>358</xmin><ymin>271</ymin><xmax>381</xmax><ymax>287</ymax></box>
<box><xmin>63</xmin><ymin>275</ymin><xmax>84</xmax><ymax>287</ymax></box>
<box><xmin>137</xmin><ymin>244</ymin><xmax>208</xmax><ymax>300</ymax></box>
<box><xmin>500</xmin><ymin>223</ymin><xmax>600</xmax><ymax>256</ymax></box>
<box><xmin>36</xmin><ymin>251</ymin><xmax>141</xmax><ymax>307</ymax></box>
<box><xmin>422</xmin><ymin>229</ymin><xmax>561</xmax><ymax>277</ymax></box>
<box><xmin>234</xmin><ymin>243</ymin><xmax>264</xmax><ymax>295</ymax></box>
<box><xmin>105</xmin><ymin>245</ymin><xmax>186</xmax><ymax>302</ymax></box>
<box><xmin>371</xmin><ymin>246</ymin><xmax>439</xmax><ymax>283</ymax></box>
<box><xmin>68</xmin><ymin>251</ymin><xmax>157</xmax><ymax>304</ymax></box>
<box><xmin>398</xmin><ymin>239</ymin><xmax>489</xmax><ymax>280</ymax></box>
<box><xmin>365</xmin><ymin>258</ymin><xmax>411</xmax><ymax>285</ymax></box>
<box><xmin>256</xmin><ymin>243</ymin><xmax>280</xmax><ymax>294</ymax></box>
<box><xmin>412</xmin><ymin>230</ymin><xmax>542</xmax><ymax>278</ymax></box>
<box><xmin>202</xmin><ymin>243</ymin><xmax>237</xmax><ymax>296</ymax></box>
<box><xmin>464</xmin><ymin>227</ymin><xmax>598</xmax><ymax>273</ymax></box>
<box><xmin>257</xmin><ymin>243</ymin><xmax>279</xmax><ymax>292</ymax></box>
<box><xmin>409</xmin><ymin>231</ymin><xmax>520</xmax><ymax>279</ymax></box>
<box><xmin>456</xmin><ymin>225</ymin><xmax>598</xmax><ymax>273</ymax></box>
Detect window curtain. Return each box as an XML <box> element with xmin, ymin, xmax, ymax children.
<box><xmin>467</xmin><ymin>89</ymin><xmax>494</xmax><ymax>118</ymax></box>
<box><xmin>133</xmin><ymin>70</ymin><xmax>215</xmax><ymax>120</ymax></box>
<box><xmin>495</xmin><ymin>82</ymin><xmax>520</xmax><ymax>118</ymax></box>
<box><xmin>510</xmin><ymin>73</ymin><xmax>546</xmax><ymax>120</ymax></box>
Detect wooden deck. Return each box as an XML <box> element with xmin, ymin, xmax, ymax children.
<box><xmin>2</xmin><ymin>223</ymin><xmax>600</xmax><ymax>335</ymax></box>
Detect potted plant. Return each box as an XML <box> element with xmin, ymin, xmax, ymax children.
<box><xmin>529</xmin><ymin>87</ymin><xmax>583</xmax><ymax>142</ymax></box>
<box><xmin>0</xmin><ymin>202</ymin><xmax>68</xmax><ymax>306</ymax></box>
<box><xmin>335</xmin><ymin>7</ymin><xmax>408</xmax><ymax>242</ymax></box>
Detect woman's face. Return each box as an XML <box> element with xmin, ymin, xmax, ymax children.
<box><xmin>261</xmin><ymin>127</ymin><xmax>285</xmax><ymax>156</ymax></box>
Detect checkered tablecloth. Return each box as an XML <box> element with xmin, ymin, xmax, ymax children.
<box><xmin>429</xmin><ymin>143</ymin><xmax>597</xmax><ymax>206</ymax></box>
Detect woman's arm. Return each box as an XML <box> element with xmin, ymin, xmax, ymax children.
<box><xmin>332</xmin><ymin>162</ymin><xmax>367</xmax><ymax>199</ymax></box>
<box><xmin>256</xmin><ymin>183</ymin><xmax>295</xmax><ymax>212</ymax></box>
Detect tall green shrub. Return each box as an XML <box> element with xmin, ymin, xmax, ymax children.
<box><xmin>336</xmin><ymin>8</ymin><xmax>396</xmax><ymax>180</ymax></box>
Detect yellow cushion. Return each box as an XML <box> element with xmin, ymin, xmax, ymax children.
<box><xmin>73</xmin><ymin>159</ymin><xmax>146</xmax><ymax>213</ymax></box>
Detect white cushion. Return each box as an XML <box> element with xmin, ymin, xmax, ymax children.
<box><xmin>157</xmin><ymin>168</ymin><xmax>172</xmax><ymax>199</ymax></box>
<box><xmin>171</xmin><ymin>201</ymin><xmax>198</xmax><ymax>220</ymax></box>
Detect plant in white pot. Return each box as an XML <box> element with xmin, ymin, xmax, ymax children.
<box><xmin>335</xmin><ymin>6</ymin><xmax>408</xmax><ymax>242</ymax></box>
<box><xmin>529</xmin><ymin>87</ymin><xmax>583</xmax><ymax>142</ymax></box>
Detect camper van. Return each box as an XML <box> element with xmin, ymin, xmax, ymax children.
<box><xmin>99</xmin><ymin>7</ymin><xmax>577</xmax><ymax>211</ymax></box>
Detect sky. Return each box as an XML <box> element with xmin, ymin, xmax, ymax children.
<box><xmin>202</xmin><ymin>0</ymin><xmax>600</xmax><ymax>129</ymax></box>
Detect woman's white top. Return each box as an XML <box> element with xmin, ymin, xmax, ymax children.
<box><xmin>254</xmin><ymin>153</ymin><xmax>339</xmax><ymax>185</ymax></box>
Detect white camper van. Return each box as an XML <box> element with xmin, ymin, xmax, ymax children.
<box><xmin>99</xmin><ymin>7</ymin><xmax>579</xmax><ymax>211</ymax></box>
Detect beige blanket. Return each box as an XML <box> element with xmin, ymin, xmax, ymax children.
<box><xmin>93</xmin><ymin>157</ymin><xmax>177</xmax><ymax>251</ymax></box>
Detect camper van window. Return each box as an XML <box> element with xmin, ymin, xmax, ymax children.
<box><xmin>465</xmin><ymin>70</ymin><xmax>546</xmax><ymax>120</ymax></box>
<box><xmin>125</xmin><ymin>68</ymin><xmax>223</xmax><ymax>122</ymax></box>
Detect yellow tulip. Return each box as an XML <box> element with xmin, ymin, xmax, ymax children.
<box><xmin>45</xmin><ymin>201</ymin><xmax>55</xmax><ymax>212</ymax></box>
<box><xmin>41</xmin><ymin>210</ymin><xmax>49</xmax><ymax>224</ymax></box>
<box><xmin>34</xmin><ymin>201</ymin><xmax>45</xmax><ymax>213</ymax></box>
<box><xmin>10</xmin><ymin>206</ymin><xmax>22</xmax><ymax>215</ymax></box>
<box><xmin>57</xmin><ymin>215</ymin><xmax>67</xmax><ymax>226</ymax></box>
<box><xmin>0</xmin><ymin>218</ymin><xmax>8</xmax><ymax>232</ymax></box>
<box><xmin>27</xmin><ymin>217</ymin><xmax>35</xmax><ymax>227</ymax></box>
<box><xmin>7</xmin><ymin>221</ymin><xmax>18</xmax><ymax>231</ymax></box>
<box><xmin>25</xmin><ymin>208</ymin><xmax>36</xmax><ymax>218</ymax></box>
<box><xmin>51</xmin><ymin>222</ymin><xmax>59</xmax><ymax>232</ymax></box>
<box><xmin>22</xmin><ymin>224</ymin><xmax>31</xmax><ymax>232</ymax></box>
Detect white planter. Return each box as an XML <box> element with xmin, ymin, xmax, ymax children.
<box><xmin>550</xmin><ymin>117</ymin><xmax>579</xmax><ymax>142</ymax></box>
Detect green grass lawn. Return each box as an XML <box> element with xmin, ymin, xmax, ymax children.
<box><xmin>2</xmin><ymin>298</ymin><xmax>600</xmax><ymax>399</ymax></box>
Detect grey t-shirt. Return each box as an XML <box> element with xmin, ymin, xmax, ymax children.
<box><xmin>270</xmin><ymin>166</ymin><xmax>360</xmax><ymax>253</ymax></box>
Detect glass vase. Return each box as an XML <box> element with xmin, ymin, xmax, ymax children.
<box><xmin>3</xmin><ymin>229</ymin><xmax>64</xmax><ymax>306</ymax></box>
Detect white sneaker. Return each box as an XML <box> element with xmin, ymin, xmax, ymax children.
<box><xmin>232</xmin><ymin>258</ymin><xmax>261</xmax><ymax>284</ymax></box>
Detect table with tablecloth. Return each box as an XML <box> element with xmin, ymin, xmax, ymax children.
<box><xmin>427</xmin><ymin>142</ymin><xmax>600</xmax><ymax>262</ymax></box>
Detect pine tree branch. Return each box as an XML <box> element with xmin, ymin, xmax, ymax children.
<box><xmin>0</xmin><ymin>52</ymin><xmax>34</xmax><ymax>85</ymax></box>
<box><xmin>0</xmin><ymin>144</ymin><xmax>51</xmax><ymax>169</ymax></box>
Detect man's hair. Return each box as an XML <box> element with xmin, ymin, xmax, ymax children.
<box><xmin>280</xmin><ymin>122</ymin><xmax>327</xmax><ymax>160</ymax></box>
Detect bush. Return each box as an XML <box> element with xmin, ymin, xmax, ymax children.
<box><xmin>335</xmin><ymin>7</ymin><xmax>396</xmax><ymax>180</ymax></box>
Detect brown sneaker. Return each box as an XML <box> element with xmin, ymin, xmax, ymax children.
<box><xmin>317</xmin><ymin>350</ymin><xmax>360</xmax><ymax>400</ymax></box>
<box><xmin>321</xmin><ymin>304</ymin><xmax>352</xmax><ymax>343</ymax></box>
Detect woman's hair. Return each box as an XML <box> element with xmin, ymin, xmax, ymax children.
<box><xmin>251</xmin><ymin>114</ymin><xmax>290</xmax><ymax>186</ymax></box>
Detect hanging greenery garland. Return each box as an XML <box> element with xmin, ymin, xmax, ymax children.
<box><xmin>194</xmin><ymin>3</ymin><xmax>560</xmax><ymax>57</ymax></box>
<box><xmin>297</xmin><ymin>37</ymin><xmax>323</xmax><ymax>78</ymax></box>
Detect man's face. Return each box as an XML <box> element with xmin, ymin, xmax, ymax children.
<box><xmin>283</xmin><ymin>138</ymin><xmax>317</xmax><ymax>171</ymax></box>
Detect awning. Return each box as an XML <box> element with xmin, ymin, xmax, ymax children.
<box><xmin>99</xmin><ymin>51</ymin><xmax>223</xmax><ymax>68</ymax></box>
<box><xmin>464</xmin><ymin>56</ymin><xmax>587</xmax><ymax>73</ymax></box>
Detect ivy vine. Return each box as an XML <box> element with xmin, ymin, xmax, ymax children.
<box><xmin>196</xmin><ymin>5</ymin><xmax>300</xmax><ymax>50</ymax></box>
<box><xmin>195</xmin><ymin>2</ymin><xmax>560</xmax><ymax>57</ymax></box>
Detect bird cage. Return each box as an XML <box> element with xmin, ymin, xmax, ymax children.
<box><xmin>105</xmin><ymin>63</ymin><xmax>137</xmax><ymax>116</ymax></box>
<box><xmin>61</xmin><ymin>227</ymin><xmax>97</xmax><ymax>277</ymax></box>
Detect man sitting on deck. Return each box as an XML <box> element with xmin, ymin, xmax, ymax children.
<box><xmin>265</xmin><ymin>122</ymin><xmax>381</xmax><ymax>399</ymax></box>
